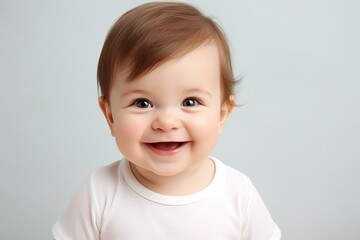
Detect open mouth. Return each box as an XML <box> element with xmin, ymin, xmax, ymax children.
<box><xmin>144</xmin><ymin>141</ymin><xmax>189</xmax><ymax>156</ymax></box>
<box><xmin>148</xmin><ymin>142</ymin><xmax>186</xmax><ymax>151</ymax></box>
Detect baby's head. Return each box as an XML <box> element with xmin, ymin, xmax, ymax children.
<box><xmin>97</xmin><ymin>2</ymin><xmax>238</xmax><ymax>181</ymax></box>
<box><xmin>97</xmin><ymin>1</ymin><xmax>237</xmax><ymax>107</ymax></box>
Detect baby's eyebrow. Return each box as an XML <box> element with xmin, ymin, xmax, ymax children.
<box><xmin>120</xmin><ymin>89</ymin><xmax>150</xmax><ymax>98</ymax></box>
<box><xmin>183</xmin><ymin>88</ymin><xmax>212</xmax><ymax>97</ymax></box>
<box><xmin>120</xmin><ymin>88</ymin><xmax>212</xmax><ymax>98</ymax></box>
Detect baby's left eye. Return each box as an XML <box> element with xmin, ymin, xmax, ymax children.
<box><xmin>182</xmin><ymin>98</ymin><xmax>200</xmax><ymax>107</ymax></box>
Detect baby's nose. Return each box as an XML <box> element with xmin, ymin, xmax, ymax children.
<box><xmin>151</xmin><ymin>110</ymin><xmax>182</xmax><ymax>131</ymax></box>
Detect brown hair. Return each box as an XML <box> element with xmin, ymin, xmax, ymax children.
<box><xmin>97</xmin><ymin>2</ymin><xmax>237</xmax><ymax>106</ymax></box>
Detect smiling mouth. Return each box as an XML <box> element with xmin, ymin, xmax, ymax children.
<box><xmin>144</xmin><ymin>141</ymin><xmax>189</xmax><ymax>156</ymax></box>
<box><xmin>148</xmin><ymin>142</ymin><xmax>186</xmax><ymax>151</ymax></box>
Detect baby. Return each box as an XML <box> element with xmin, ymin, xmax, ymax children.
<box><xmin>52</xmin><ymin>2</ymin><xmax>281</xmax><ymax>239</ymax></box>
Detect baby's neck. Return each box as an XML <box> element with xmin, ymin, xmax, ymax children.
<box><xmin>129</xmin><ymin>158</ymin><xmax>215</xmax><ymax>196</ymax></box>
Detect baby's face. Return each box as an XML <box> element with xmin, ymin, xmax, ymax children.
<box><xmin>102</xmin><ymin>43</ymin><xmax>231</xmax><ymax>180</ymax></box>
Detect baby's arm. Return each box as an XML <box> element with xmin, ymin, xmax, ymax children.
<box><xmin>241</xmin><ymin>180</ymin><xmax>281</xmax><ymax>240</ymax></box>
<box><xmin>52</xmin><ymin>173</ymin><xmax>101</xmax><ymax>240</ymax></box>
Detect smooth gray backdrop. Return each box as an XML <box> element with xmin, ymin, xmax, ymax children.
<box><xmin>1</xmin><ymin>0</ymin><xmax>359</xmax><ymax>239</ymax></box>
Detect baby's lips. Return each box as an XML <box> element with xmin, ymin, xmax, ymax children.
<box><xmin>149</xmin><ymin>142</ymin><xmax>185</xmax><ymax>151</ymax></box>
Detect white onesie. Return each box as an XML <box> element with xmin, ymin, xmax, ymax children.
<box><xmin>52</xmin><ymin>157</ymin><xmax>281</xmax><ymax>239</ymax></box>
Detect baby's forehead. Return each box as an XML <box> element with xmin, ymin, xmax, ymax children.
<box><xmin>115</xmin><ymin>41</ymin><xmax>221</xmax><ymax>83</ymax></box>
<box><xmin>110</xmin><ymin>43</ymin><xmax>222</xmax><ymax>95</ymax></box>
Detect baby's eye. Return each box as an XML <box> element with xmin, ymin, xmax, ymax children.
<box><xmin>182</xmin><ymin>98</ymin><xmax>200</xmax><ymax>107</ymax></box>
<box><xmin>132</xmin><ymin>98</ymin><xmax>153</xmax><ymax>108</ymax></box>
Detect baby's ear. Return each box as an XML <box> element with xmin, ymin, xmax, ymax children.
<box><xmin>226</xmin><ymin>95</ymin><xmax>236</xmax><ymax>115</ymax></box>
<box><xmin>98</xmin><ymin>97</ymin><xmax>115</xmax><ymax>136</ymax></box>
<box><xmin>218</xmin><ymin>95</ymin><xmax>235</xmax><ymax>135</ymax></box>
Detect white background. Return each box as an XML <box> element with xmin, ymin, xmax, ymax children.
<box><xmin>1</xmin><ymin>0</ymin><xmax>359</xmax><ymax>239</ymax></box>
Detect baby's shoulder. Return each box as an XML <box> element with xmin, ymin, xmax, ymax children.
<box><xmin>84</xmin><ymin>160</ymin><xmax>122</xmax><ymax>205</ymax></box>
<box><xmin>219</xmin><ymin>161</ymin><xmax>252</xmax><ymax>188</ymax></box>
<box><xmin>91</xmin><ymin>160</ymin><xmax>121</xmax><ymax>181</ymax></box>
<box><xmin>217</xmin><ymin>161</ymin><xmax>254</xmax><ymax>206</ymax></box>
<box><xmin>88</xmin><ymin>160</ymin><xmax>121</xmax><ymax>191</ymax></box>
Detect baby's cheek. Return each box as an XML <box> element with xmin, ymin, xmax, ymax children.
<box><xmin>117</xmin><ymin>118</ymin><xmax>140</xmax><ymax>138</ymax></box>
<box><xmin>191</xmin><ymin>117</ymin><xmax>219</xmax><ymax>148</ymax></box>
<box><xmin>113</xmin><ymin>115</ymin><xmax>141</xmax><ymax>143</ymax></box>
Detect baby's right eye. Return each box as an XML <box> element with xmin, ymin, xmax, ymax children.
<box><xmin>132</xmin><ymin>98</ymin><xmax>153</xmax><ymax>108</ymax></box>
